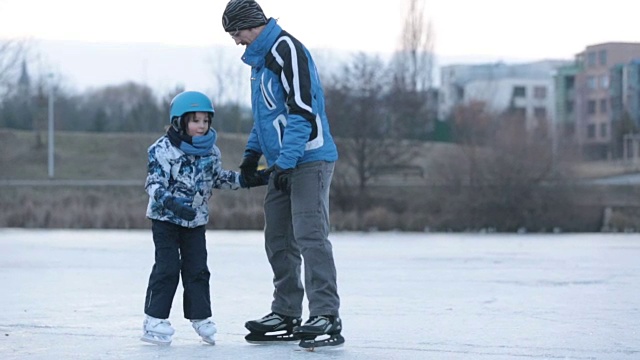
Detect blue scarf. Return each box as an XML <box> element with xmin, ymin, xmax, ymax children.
<box><xmin>167</xmin><ymin>127</ymin><xmax>216</xmax><ymax>156</ymax></box>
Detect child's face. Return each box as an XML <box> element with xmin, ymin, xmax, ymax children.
<box><xmin>186</xmin><ymin>112</ymin><xmax>211</xmax><ymax>137</ymax></box>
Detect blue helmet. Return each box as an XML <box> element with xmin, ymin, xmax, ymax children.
<box><xmin>169</xmin><ymin>91</ymin><xmax>215</xmax><ymax>130</ymax></box>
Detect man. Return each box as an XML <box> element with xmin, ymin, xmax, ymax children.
<box><xmin>222</xmin><ymin>0</ymin><xmax>343</xmax><ymax>349</ymax></box>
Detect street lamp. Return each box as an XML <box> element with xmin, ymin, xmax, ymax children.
<box><xmin>48</xmin><ymin>73</ymin><xmax>55</xmax><ymax>179</ymax></box>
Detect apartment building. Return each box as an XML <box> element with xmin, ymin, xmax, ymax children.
<box><xmin>553</xmin><ymin>64</ymin><xmax>580</xmax><ymax>139</ymax></box>
<box><xmin>610</xmin><ymin>60</ymin><xmax>640</xmax><ymax>129</ymax></box>
<box><xmin>464</xmin><ymin>77</ymin><xmax>555</xmax><ymax>131</ymax></box>
<box><xmin>555</xmin><ymin>42</ymin><xmax>640</xmax><ymax>159</ymax></box>
<box><xmin>439</xmin><ymin>60</ymin><xmax>569</xmax><ymax>132</ymax></box>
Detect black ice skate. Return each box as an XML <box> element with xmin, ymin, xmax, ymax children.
<box><xmin>244</xmin><ymin>312</ymin><xmax>302</xmax><ymax>344</ymax></box>
<box><xmin>294</xmin><ymin>315</ymin><xmax>345</xmax><ymax>350</ymax></box>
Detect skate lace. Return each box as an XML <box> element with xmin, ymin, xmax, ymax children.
<box><xmin>263</xmin><ymin>312</ymin><xmax>283</xmax><ymax>320</ymax></box>
<box><xmin>258</xmin><ymin>312</ymin><xmax>287</xmax><ymax>325</ymax></box>
<box><xmin>194</xmin><ymin>319</ymin><xmax>213</xmax><ymax>327</ymax></box>
<box><xmin>305</xmin><ymin>315</ymin><xmax>329</xmax><ymax>326</ymax></box>
<box><xmin>144</xmin><ymin>317</ymin><xmax>175</xmax><ymax>336</ymax></box>
<box><xmin>192</xmin><ymin>319</ymin><xmax>217</xmax><ymax>337</ymax></box>
<box><xmin>196</xmin><ymin>319</ymin><xmax>215</xmax><ymax>327</ymax></box>
<box><xmin>148</xmin><ymin>318</ymin><xmax>172</xmax><ymax>328</ymax></box>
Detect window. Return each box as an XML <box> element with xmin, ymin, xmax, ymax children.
<box><xmin>565</xmin><ymin>77</ymin><xmax>575</xmax><ymax>90</ymax></box>
<box><xmin>587</xmin><ymin>52</ymin><xmax>597</xmax><ymax>67</ymax></box>
<box><xmin>587</xmin><ymin>124</ymin><xmax>596</xmax><ymax>138</ymax></box>
<box><xmin>534</xmin><ymin>107</ymin><xmax>547</xmax><ymax>119</ymax></box>
<box><xmin>599</xmin><ymin>99</ymin><xmax>608</xmax><ymax>113</ymax></box>
<box><xmin>513</xmin><ymin>86</ymin><xmax>526</xmax><ymax>97</ymax></box>
<box><xmin>566</xmin><ymin>100</ymin><xmax>574</xmax><ymax>113</ymax></box>
<box><xmin>587</xmin><ymin>100</ymin><xmax>596</xmax><ymax>115</ymax></box>
<box><xmin>533</xmin><ymin>86</ymin><xmax>547</xmax><ymax>99</ymax></box>
<box><xmin>599</xmin><ymin>50</ymin><xmax>607</xmax><ymax>66</ymax></box>
<box><xmin>600</xmin><ymin>75</ymin><xmax>609</xmax><ymax>88</ymax></box>
<box><xmin>587</xmin><ymin>76</ymin><xmax>597</xmax><ymax>89</ymax></box>
<box><xmin>600</xmin><ymin>123</ymin><xmax>608</xmax><ymax>137</ymax></box>
<box><xmin>455</xmin><ymin>86</ymin><xmax>464</xmax><ymax>101</ymax></box>
<box><xmin>512</xmin><ymin>107</ymin><xmax>526</xmax><ymax>118</ymax></box>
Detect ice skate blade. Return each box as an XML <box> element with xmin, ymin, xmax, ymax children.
<box><xmin>298</xmin><ymin>343</ymin><xmax>345</xmax><ymax>352</ymax></box>
<box><xmin>246</xmin><ymin>339</ymin><xmax>299</xmax><ymax>345</ymax></box>
<box><xmin>245</xmin><ymin>337</ymin><xmax>299</xmax><ymax>345</ymax></box>
<box><xmin>201</xmin><ymin>336</ymin><xmax>216</xmax><ymax>345</ymax></box>
<box><xmin>245</xmin><ymin>332</ymin><xmax>299</xmax><ymax>344</ymax></box>
<box><xmin>140</xmin><ymin>334</ymin><xmax>172</xmax><ymax>346</ymax></box>
<box><xmin>298</xmin><ymin>334</ymin><xmax>345</xmax><ymax>351</ymax></box>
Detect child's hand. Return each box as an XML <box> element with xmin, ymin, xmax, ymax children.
<box><xmin>256</xmin><ymin>169</ymin><xmax>270</xmax><ymax>186</ymax></box>
<box><xmin>239</xmin><ymin>151</ymin><xmax>261</xmax><ymax>185</ymax></box>
<box><xmin>164</xmin><ymin>196</ymin><xmax>196</xmax><ymax>221</ymax></box>
<box><xmin>240</xmin><ymin>170</ymin><xmax>270</xmax><ymax>188</ymax></box>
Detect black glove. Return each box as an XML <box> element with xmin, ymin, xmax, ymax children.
<box><xmin>239</xmin><ymin>169</ymin><xmax>270</xmax><ymax>188</ymax></box>
<box><xmin>164</xmin><ymin>196</ymin><xmax>196</xmax><ymax>221</ymax></box>
<box><xmin>239</xmin><ymin>150</ymin><xmax>261</xmax><ymax>187</ymax></box>
<box><xmin>266</xmin><ymin>164</ymin><xmax>293</xmax><ymax>192</ymax></box>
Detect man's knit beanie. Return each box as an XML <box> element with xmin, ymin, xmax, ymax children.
<box><xmin>222</xmin><ymin>0</ymin><xmax>268</xmax><ymax>32</ymax></box>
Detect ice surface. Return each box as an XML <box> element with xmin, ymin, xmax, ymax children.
<box><xmin>0</xmin><ymin>229</ymin><xmax>638</xmax><ymax>359</ymax></box>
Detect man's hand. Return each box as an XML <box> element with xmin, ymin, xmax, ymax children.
<box><xmin>266</xmin><ymin>164</ymin><xmax>293</xmax><ymax>192</ymax></box>
<box><xmin>164</xmin><ymin>196</ymin><xmax>196</xmax><ymax>221</ymax></box>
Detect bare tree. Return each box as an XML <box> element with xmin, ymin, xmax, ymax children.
<box><xmin>387</xmin><ymin>0</ymin><xmax>436</xmax><ymax>140</ymax></box>
<box><xmin>432</xmin><ymin>101</ymin><xmax>576</xmax><ymax>231</ymax></box>
<box><xmin>76</xmin><ymin>82</ymin><xmax>163</xmax><ymax>132</ymax></box>
<box><xmin>325</xmin><ymin>53</ymin><xmax>420</xmax><ymax>228</ymax></box>
<box><xmin>207</xmin><ymin>47</ymin><xmax>247</xmax><ymax>104</ymax></box>
<box><xmin>207</xmin><ymin>47</ymin><xmax>249</xmax><ymax>133</ymax></box>
<box><xmin>0</xmin><ymin>39</ymin><xmax>27</xmax><ymax>96</ymax></box>
<box><xmin>161</xmin><ymin>85</ymin><xmax>186</xmax><ymax>117</ymax></box>
<box><xmin>396</xmin><ymin>0</ymin><xmax>435</xmax><ymax>92</ymax></box>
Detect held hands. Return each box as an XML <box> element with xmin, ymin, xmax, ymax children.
<box><xmin>239</xmin><ymin>150</ymin><xmax>263</xmax><ymax>188</ymax></box>
<box><xmin>266</xmin><ymin>164</ymin><xmax>293</xmax><ymax>192</ymax></box>
<box><xmin>238</xmin><ymin>150</ymin><xmax>293</xmax><ymax>191</ymax></box>
<box><xmin>163</xmin><ymin>196</ymin><xmax>196</xmax><ymax>221</ymax></box>
<box><xmin>239</xmin><ymin>169</ymin><xmax>270</xmax><ymax>188</ymax></box>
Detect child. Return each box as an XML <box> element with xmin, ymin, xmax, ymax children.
<box><xmin>141</xmin><ymin>90</ymin><xmax>266</xmax><ymax>345</ymax></box>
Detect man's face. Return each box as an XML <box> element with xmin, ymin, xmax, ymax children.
<box><xmin>229</xmin><ymin>28</ymin><xmax>256</xmax><ymax>46</ymax></box>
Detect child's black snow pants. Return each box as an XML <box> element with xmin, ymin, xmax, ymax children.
<box><xmin>144</xmin><ymin>220</ymin><xmax>212</xmax><ymax>320</ymax></box>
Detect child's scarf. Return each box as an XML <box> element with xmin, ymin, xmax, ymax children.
<box><xmin>167</xmin><ymin>127</ymin><xmax>215</xmax><ymax>156</ymax></box>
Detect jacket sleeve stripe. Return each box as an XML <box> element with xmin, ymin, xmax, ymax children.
<box><xmin>272</xmin><ymin>37</ymin><xmax>314</xmax><ymax>117</ymax></box>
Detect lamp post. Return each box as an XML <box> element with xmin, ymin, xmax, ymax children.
<box><xmin>47</xmin><ymin>73</ymin><xmax>55</xmax><ymax>179</ymax></box>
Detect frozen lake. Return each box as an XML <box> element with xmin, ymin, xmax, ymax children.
<box><xmin>0</xmin><ymin>229</ymin><xmax>638</xmax><ymax>359</ymax></box>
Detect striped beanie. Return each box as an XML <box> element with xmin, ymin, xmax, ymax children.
<box><xmin>222</xmin><ymin>0</ymin><xmax>268</xmax><ymax>32</ymax></box>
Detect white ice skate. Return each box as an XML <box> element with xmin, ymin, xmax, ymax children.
<box><xmin>140</xmin><ymin>315</ymin><xmax>175</xmax><ymax>345</ymax></box>
<box><xmin>192</xmin><ymin>318</ymin><xmax>217</xmax><ymax>345</ymax></box>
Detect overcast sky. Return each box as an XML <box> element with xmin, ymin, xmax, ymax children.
<box><xmin>1</xmin><ymin>0</ymin><xmax>639</xmax><ymax>94</ymax></box>
<box><xmin>2</xmin><ymin>0</ymin><xmax>639</xmax><ymax>59</ymax></box>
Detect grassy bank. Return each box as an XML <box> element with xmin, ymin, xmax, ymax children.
<box><xmin>0</xmin><ymin>185</ymin><xmax>267</xmax><ymax>229</ymax></box>
<box><xmin>0</xmin><ymin>128</ymin><xmax>264</xmax><ymax>229</ymax></box>
<box><xmin>0</xmin><ymin>128</ymin><xmax>251</xmax><ymax>180</ymax></box>
<box><xmin>2</xmin><ymin>128</ymin><xmax>638</xmax><ymax>231</ymax></box>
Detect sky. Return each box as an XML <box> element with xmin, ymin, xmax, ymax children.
<box><xmin>0</xmin><ymin>0</ymin><xmax>639</xmax><ymax>93</ymax></box>
<box><xmin>2</xmin><ymin>0</ymin><xmax>639</xmax><ymax>59</ymax></box>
